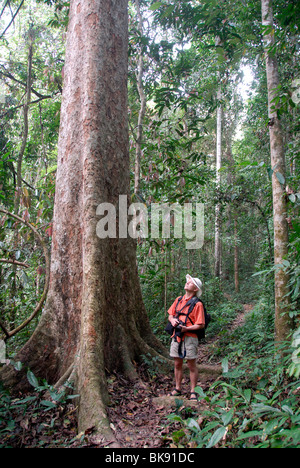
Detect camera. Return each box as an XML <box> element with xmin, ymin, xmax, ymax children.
<box><xmin>165</xmin><ymin>319</ymin><xmax>184</xmax><ymax>338</ymax></box>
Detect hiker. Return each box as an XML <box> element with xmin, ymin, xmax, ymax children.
<box><xmin>167</xmin><ymin>274</ymin><xmax>205</xmax><ymax>401</ymax></box>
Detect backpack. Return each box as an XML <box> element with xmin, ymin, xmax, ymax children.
<box><xmin>165</xmin><ymin>295</ymin><xmax>211</xmax><ymax>341</ymax></box>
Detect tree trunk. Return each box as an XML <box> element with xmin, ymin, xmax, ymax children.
<box><xmin>0</xmin><ymin>0</ymin><xmax>168</xmax><ymax>444</ymax></box>
<box><xmin>214</xmin><ymin>86</ymin><xmax>222</xmax><ymax>277</ymax></box>
<box><xmin>261</xmin><ymin>0</ymin><xmax>292</xmax><ymax>341</ymax></box>
<box><xmin>234</xmin><ymin>213</ymin><xmax>239</xmax><ymax>293</ymax></box>
<box><xmin>134</xmin><ymin>0</ymin><xmax>146</xmax><ymax>196</ymax></box>
<box><xmin>11</xmin><ymin>35</ymin><xmax>33</xmax><ymax>328</ymax></box>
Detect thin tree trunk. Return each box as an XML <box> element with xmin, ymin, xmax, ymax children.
<box><xmin>11</xmin><ymin>36</ymin><xmax>33</xmax><ymax>327</ymax></box>
<box><xmin>134</xmin><ymin>0</ymin><xmax>146</xmax><ymax>196</ymax></box>
<box><xmin>214</xmin><ymin>86</ymin><xmax>222</xmax><ymax>277</ymax></box>
<box><xmin>261</xmin><ymin>0</ymin><xmax>292</xmax><ymax>341</ymax></box>
<box><xmin>14</xmin><ymin>36</ymin><xmax>33</xmax><ymax>214</ymax></box>
<box><xmin>0</xmin><ymin>0</ymin><xmax>168</xmax><ymax>445</ymax></box>
<box><xmin>234</xmin><ymin>213</ymin><xmax>239</xmax><ymax>293</ymax></box>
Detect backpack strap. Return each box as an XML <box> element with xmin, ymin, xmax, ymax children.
<box><xmin>174</xmin><ymin>296</ymin><xmax>200</xmax><ymax>329</ymax></box>
<box><xmin>175</xmin><ymin>296</ymin><xmax>197</xmax><ymax>318</ymax></box>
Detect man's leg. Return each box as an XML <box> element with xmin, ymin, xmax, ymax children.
<box><xmin>174</xmin><ymin>357</ymin><xmax>183</xmax><ymax>392</ymax></box>
<box><xmin>187</xmin><ymin>358</ymin><xmax>198</xmax><ymax>393</ymax></box>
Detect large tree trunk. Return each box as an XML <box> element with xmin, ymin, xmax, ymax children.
<box><xmin>261</xmin><ymin>0</ymin><xmax>292</xmax><ymax>341</ymax></box>
<box><xmin>1</xmin><ymin>0</ymin><xmax>167</xmax><ymax>444</ymax></box>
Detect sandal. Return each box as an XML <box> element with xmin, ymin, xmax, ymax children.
<box><xmin>190</xmin><ymin>392</ymin><xmax>198</xmax><ymax>401</ymax></box>
<box><xmin>168</xmin><ymin>389</ymin><xmax>182</xmax><ymax>397</ymax></box>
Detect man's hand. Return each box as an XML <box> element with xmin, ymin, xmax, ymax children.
<box><xmin>170</xmin><ymin>317</ymin><xmax>179</xmax><ymax>327</ymax></box>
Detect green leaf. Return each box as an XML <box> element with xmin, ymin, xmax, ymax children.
<box><xmin>12</xmin><ymin>395</ymin><xmax>37</xmax><ymax>405</ymax></box>
<box><xmin>275</xmin><ymin>171</ymin><xmax>285</xmax><ymax>185</ymax></box>
<box><xmin>194</xmin><ymin>386</ymin><xmax>206</xmax><ymax>399</ymax></box>
<box><xmin>67</xmin><ymin>394</ymin><xmax>80</xmax><ymax>400</ymax></box>
<box><xmin>267</xmin><ymin>167</ymin><xmax>273</xmax><ymax>180</ymax></box>
<box><xmin>243</xmin><ymin>389</ymin><xmax>252</xmax><ymax>403</ymax></box>
<box><xmin>13</xmin><ymin>361</ymin><xmax>23</xmax><ymax>371</ymax></box>
<box><xmin>41</xmin><ymin>400</ymin><xmax>57</xmax><ymax>409</ymax></box>
<box><xmin>206</xmin><ymin>426</ymin><xmax>227</xmax><ymax>448</ymax></box>
<box><xmin>221</xmin><ymin>357</ymin><xmax>229</xmax><ymax>373</ymax></box>
<box><xmin>252</xmin><ymin>403</ymin><xmax>282</xmax><ymax>414</ymax></box>
<box><xmin>161</xmin><ymin>5</ymin><xmax>175</xmax><ymax>18</ymax></box>
<box><xmin>221</xmin><ymin>408</ymin><xmax>234</xmax><ymax>426</ymax></box>
<box><xmin>187</xmin><ymin>418</ymin><xmax>200</xmax><ymax>431</ymax></box>
<box><xmin>281</xmin><ymin>405</ymin><xmax>293</xmax><ymax>415</ymax></box>
<box><xmin>254</xmin><ymin>394</ymin><xmax>268</xmax><ymax>402</ymax></box>
<box><xmin>27</xmin><ymin>370</ymin><xmax>39</xmax><ymax>389</ymax></box>
<box><xmin>149</xmin><ymin>2</ymin><xmax>163</xmax><ymax>11</ymax></box>
<box><xmin>237</xmin><ymin>430</ymin><xmax>263</xmax><ymax>440</ymax></box>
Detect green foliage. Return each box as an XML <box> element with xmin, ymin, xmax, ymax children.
<box><xmin>167</xmin><ymin>301</ymin><xmax>300</xmax><ymax>448</ymax></box>
<box><xmin>168</xmin><ymin>377</ymin><xmax>300</xmax><ymax>448</ymax></box>
<box><xmin>0</xmin><ymin>365</ymin><xmax>78</xmax><ymax>448</ymax></box>
<box><xmin>288</xmin><ymin>327</ymin><xmax>300</xmax><ymax>379</ymax></box>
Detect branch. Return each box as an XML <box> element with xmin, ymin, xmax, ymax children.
<box><xmin>0</xmin><ymin>66</ymin><xmax>52</xmax><ymax>100</ymax></box>
<box><xmin>0</xmin><ymin>258</ymin><xmax>30</xmax><ymax>268</ymax></box>
<box><xmin>0</xmin><ymin>1</ymin><xmax>9</xmax><ymax>20</ymax></box>
<box><xmin>0</xmin><ymin>208</ymin><xmax>50</xmax><ymax>340</ymax></box>
<box><xmin>0</xmin><ymin>95</ymin><xmax>54</xmax><ymax>122</ymax></box>
<box><xmin>0</xmin><ymin>0</ymin><xmax>25</xmax><ymax>39</ymax></box>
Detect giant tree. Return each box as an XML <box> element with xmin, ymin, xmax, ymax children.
<box><xmin>0</xmin><ymin>0</ymin><xmax>167</xmax><ymax>444</ymax></box>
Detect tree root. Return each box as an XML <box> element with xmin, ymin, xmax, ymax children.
<box><xmin>53</xmin><ymin>363</ymin><xmax>76</xmax><ymax>392</ymax></box>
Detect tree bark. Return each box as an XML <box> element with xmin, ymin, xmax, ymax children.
<box><xmin>214</xmin><ymin>86</ymin><xmax>222</xmax><ymax>277</ymax></box>
<box><xmin>14</xmin><ymin>35</ymin><xmax>33</xmax><ymax>214</ymax></box>
<box><xmin>234</xmin><ymin>213</ymin><xmax>239</xmax><ymax>293</ymax></box>
<box><xmin>261</xmin><ymin>0</ymin><xmax>292</xmax><ymax>341</ymax></box>
<box><xmin>0</xmin><ymin>0</ymin><xmax>168</xmax><ymax>444</ymax></box>
<box><xmin>134</xmin><ymin>0</ymin><xmax>146</xmax><ymax>196</ymax></box>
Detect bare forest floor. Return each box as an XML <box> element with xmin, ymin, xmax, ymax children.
<box><xmin>0</xmin><ymin>304</ymin><xmax>253</xmax><ymax>449</ymax></box>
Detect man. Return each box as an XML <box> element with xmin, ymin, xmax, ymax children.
<box><xmin>167</xmin><ymin>274</ymin><xmax>205</xmax><ymax>400</ymax></box>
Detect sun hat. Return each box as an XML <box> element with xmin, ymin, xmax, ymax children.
<box><xmin>186</xmin><ymin>274</ymin><xmax>202</xmax><ymax>298</ymax></box>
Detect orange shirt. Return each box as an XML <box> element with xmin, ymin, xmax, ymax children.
<box><xmin>168</xmin><ymin>294</ymin><xmax>205</xmax><ymax>338</ymax></box>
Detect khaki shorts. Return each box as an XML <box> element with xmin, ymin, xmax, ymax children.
<box><xmin>170</xmin><ymin>335</ymin><xmax>198</xmax><ymax>360</ymax></box>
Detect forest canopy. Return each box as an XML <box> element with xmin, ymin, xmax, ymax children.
<box><xmin>0</xmin><ymin>0</ymin><xmax>299</xmax><ymax>449</ymax></box>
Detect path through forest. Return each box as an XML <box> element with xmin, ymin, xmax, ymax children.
<box><xmin>104</xmin><ymin>303</ymin><xmax>253</xmax><ymax>448</ymax></box>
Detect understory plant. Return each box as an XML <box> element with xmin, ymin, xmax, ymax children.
<box><xmin>167</xmin><ymin>300</ymin><xmax>300</xmax><ymax>448</ymax></box>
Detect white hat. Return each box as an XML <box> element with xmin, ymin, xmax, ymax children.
<box><xmin>186</xmin><ymin>274</ymin><xmax>202</xmax><ymax>298</ymax></box>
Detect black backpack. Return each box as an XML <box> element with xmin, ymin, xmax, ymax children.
<box><xmin>165</xmin><ymin>296</ymin><xmax>211</xmax><ymax>341</ymax></box>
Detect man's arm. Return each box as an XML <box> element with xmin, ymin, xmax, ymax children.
<box><xmin>168</xmin><ymin>297</ymin><xmax>181</xmax><ymax>327</ymax></box>
<box><xmin>180</xmin><ymin>323</ymin><xmax>204</xmax><ymax>333</ymax></box>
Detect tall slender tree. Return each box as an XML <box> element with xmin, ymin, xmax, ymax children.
<box><xmin>261</xmin><ymin>0</ymin><xmax>292</xmax><ymax>341</ymax></box>
<box><xmin>214</xmin><ymin>85</ymin><xmax>222</xmax><ymax>277</ymax></box>
<box><xmin>134</xmin><ymin>0</ymin><xmax>146</xmax><ymax>196</ymax></box>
